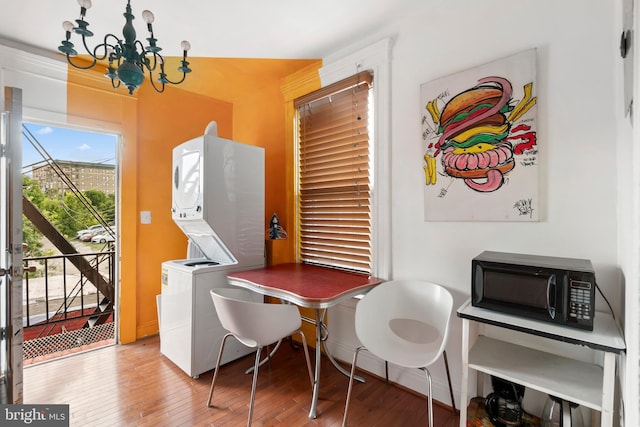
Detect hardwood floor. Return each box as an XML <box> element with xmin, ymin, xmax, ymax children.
<box><xmin>23</xmin><ymin>335</ymin><xmax>459</xmax><ymax>426</ymax></box>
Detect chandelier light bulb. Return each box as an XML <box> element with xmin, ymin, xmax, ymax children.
<box><xmin>62</xmin><ymin>21</ymin><xmax>75</xmax><ymax>32</ymax></box>
<box><xmin>77</xmin><ymin>0</ymin><xmax>92</xmax><ymax>9</ymax></box>
<box><xmin>141</xmin><ymin>10</ymin><xmax>154</xmax><ymax>24</ymax></box>
<box><xmin>181</xmin><ymin>40</ymin><xmax>191</xmax><ymax>52</ymax></box>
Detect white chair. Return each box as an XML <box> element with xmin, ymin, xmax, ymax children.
<box><xmin>207</xmin><ymin>288</ymin><xmax>314</xmax><ymax>426</ymax></box>
<box><xmin>342</xmin><ymin>280</ymin><xmax>456</xmax><ymax>427</ymax></box>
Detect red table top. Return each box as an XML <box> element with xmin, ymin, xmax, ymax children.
<box><xmin>227</xmin><ymin>263</ymin><xmax>383</xmax><ymax>308</ymax></box>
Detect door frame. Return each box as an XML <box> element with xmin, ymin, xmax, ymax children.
<box><xmin>1</xmin><ymin>86</ymin><xmax>24</xmax><ymax>404</ymax></box>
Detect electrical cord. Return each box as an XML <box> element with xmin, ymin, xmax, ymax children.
<box><xmin>595</xmin><ymin>282</ymin><xmax>615</xmax><ymax>321</ymax></box>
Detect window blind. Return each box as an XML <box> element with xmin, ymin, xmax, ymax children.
<box><xmin>295</xmin><ymin>71</ymin><xmax>373</xmax><ymax>274</ymax></box>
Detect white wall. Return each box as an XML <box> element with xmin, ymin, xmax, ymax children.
<box><xmin>617</xmin><ymin>0</ymin><xmax>640</xmax><ymax>424</ymax></box>
<box><xmin>328</xmin><ymin>0</ymin><xmax>631</xmax><ymax>423</ymax></box>
<box><xmin>0</xmin><ymin>44</ymin><xmax>68</xmax><ymax>124</ymax></box>
<box><xmin>390</xmin><ymin>0</ymin><xmax>618</xmax><ymax>313</ymax></box>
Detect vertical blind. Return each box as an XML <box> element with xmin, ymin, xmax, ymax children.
<box><xmin>294</xmin><ymin>71</ymin><xmax>373</xmax><ymax>274</ymax></box>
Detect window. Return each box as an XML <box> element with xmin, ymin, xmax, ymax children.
<box><xmin>295</xmin><ymin>71</ymin><xmax>373</xmax><ymax>274</ymax></box>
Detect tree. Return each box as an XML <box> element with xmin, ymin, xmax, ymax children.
<box><xmin>57</xmin><ymin>193</ymin><xmax>95</xmax><ymax>237</ymax></box>
<box><xmin>22</xmin><ymin>176</ymin><xmax>44</xmax><ymax>257</ymax></box>
<box><xmin>84</xmin><ymin>190</ymin><xmax>115</xmax><ymax>225</ymax></box>
<box><xmin>22</xmin><ymin>175</ymin><xmax>44</xmax><ymax>206</ymax></box>
<box><xmin>23</xmin><ymin>175</ymin><xmax>115</xmax><ymax>240</ymax></box>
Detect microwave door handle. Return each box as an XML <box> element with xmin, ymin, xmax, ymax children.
<box><xmin>547</xmin><ymin>278</ymin><xmax>556</xmax><ymax>319</ymax></box>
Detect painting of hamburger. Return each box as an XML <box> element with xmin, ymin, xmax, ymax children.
<box><xmin>421</xmin><ymin>49</ymin><xmax>538</xmax><ymax>221</ymax></box>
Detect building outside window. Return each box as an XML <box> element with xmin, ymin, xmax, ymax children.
<box><xmin>31</xmin><ymin>160</ymin><xmax>116</xmax><ymax>194</ymax></box>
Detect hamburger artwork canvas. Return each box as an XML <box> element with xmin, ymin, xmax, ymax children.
<box><xmin>421</xmin><ymin>49</ymin><xmax>538</xmax><ymax>221</ymax></box>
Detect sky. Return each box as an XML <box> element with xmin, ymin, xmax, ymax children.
<box><xmin>22</xmin><ymin>122</ymin><xmax>117</xmax><ymax>171</ymax></box>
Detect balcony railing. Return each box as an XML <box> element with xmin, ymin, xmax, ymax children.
<box><xmin>22</xmin><ymin>249</ymin><xmax>115</xmax><ymax>362</ymax></box>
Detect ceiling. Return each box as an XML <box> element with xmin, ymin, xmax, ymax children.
<box><xmin>0</xmin><ymin>0</ymin><xmax>432</xmax><ymax>60</ymax></box>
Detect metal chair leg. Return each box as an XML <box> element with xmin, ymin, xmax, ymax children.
<box><xmin>207</xmin><ymin>332</ymin><xmax>233</xmax><ymax>407</ymax></box>
<box><xmin>421</xmin><ymin>367</ymin><xmax>434</xmax><ymax>427</ymax></box>
<box><xmin>296</xmin><ymin>330</ymin><xmax>314</xmax><ymax>388</ymax></box>
<box><xmin>343</xmin><ymin>349</ymin><xmax>448</xmax><ymax>427</ymax></box>
<box><xmin>342</xmin><ymin>346</ymin><xmax>364</xmax><ymax>427</ymax></box>
<box><xmin>245</xmin><ymin>339</ymin><xmax>283</xmax><ymax>375</ymax></box>
<box><xmin>246</xmin><ymin>347</ymin><xmax>262</xmax><ymax>426</ymax></box>
<box><xmin>443</xmin><ymin>350</ymin><xmax>457</xmax><ymax>414</ymax></box>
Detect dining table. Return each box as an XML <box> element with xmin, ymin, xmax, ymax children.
<box><xmin>226</xmin><ymin>262</ymin><xmax>383</xmax><ymax>419</ymax></box>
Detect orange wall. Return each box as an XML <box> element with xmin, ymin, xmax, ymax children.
<box><xmin>179</xmin><ymin>58</ymin><xmax>321</xmax><ymax>262</ymax></box>
<box><xmin>66</xmin><ymin>57</ymin><xmax>319</xmax><ymax>342</ymax></box>
<box><xmin>134</xmin><ymin>85</ymin><xmax>234</xmax><ymax>338</ymax></box>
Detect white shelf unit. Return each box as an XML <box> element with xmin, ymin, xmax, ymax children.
<box><xmin>458</xmin><ymin>300</ymin><xmax>625</xmax><ymax>427</ymax></box>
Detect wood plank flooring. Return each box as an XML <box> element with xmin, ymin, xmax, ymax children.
<box><xmin>23</xmin><ymin>335</ymin><xmax>459</xmax><ymax>426</ymax></box>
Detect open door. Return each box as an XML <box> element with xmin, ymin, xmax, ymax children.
<box><xmin>0</xmin><ymin>87</ymin><xmax>23</xmax><ymax>403</ymax></box>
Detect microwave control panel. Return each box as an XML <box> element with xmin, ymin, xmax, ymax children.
<box><xmin>568</xmin><ymin>280</ymin><xmax>593</xmax><ymax>323</ymax></box>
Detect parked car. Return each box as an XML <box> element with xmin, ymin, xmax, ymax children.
<box><xmin>81</xmin><ymin>230</ymin><xmax>104</xmax><ymax>241</ymax></box>
<box><xmin>76</xmin><ymin>225</ymin><xmax>105</xmax><ymax>239</ymax></box>
<box><xmin>91</xmin><ymin>233</ymin><xmax>115</xmax><ymax>244</ymax></box>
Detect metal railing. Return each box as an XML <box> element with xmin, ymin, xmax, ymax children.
<box><xmin>22</xmin><ymin>249</ymin><xmax>115</xmax><ymax>340</ymax></box>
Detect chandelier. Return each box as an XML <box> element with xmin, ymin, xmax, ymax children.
<box><xmin>58</xmin><ymin>0</ymin><xmax>192</xmax><ymax>95</ymax></box>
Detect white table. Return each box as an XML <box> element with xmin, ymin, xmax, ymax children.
<box><xmin>457</xmin><ymin>299</ymin><xmax>625</xmax><ymax>427</ymax></box>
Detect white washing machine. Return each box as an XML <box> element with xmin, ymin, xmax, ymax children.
<box><xmin>159</xmin><ymin>121</ymin><xmax>266</xmax><ymax>378</ymax></box>
<box><xmin>160</xmin><ymin>259</ymin><xmax>262</xmax><ymax>378</ymax></box>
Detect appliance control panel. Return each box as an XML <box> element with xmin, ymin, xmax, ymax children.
<box><xmin>568</xmin><ymin>280</ymin><xmax>593</xmax><ymax>321</ymax></box>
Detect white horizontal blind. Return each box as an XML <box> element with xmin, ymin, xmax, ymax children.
<box><xmin>295</xmin><ymin>72</ymin><xmax>373</xmax><ymax>273</ymax></box>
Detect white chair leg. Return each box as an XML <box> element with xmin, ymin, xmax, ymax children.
<box><xmin>296</xmin><ymin>330</ymin><xmax>314</xmax><ymax>388</ymax></box>
<box><xmin>207</xmin><ymin>332</ymin><xmax>233</xmax><ymax>407</ymax></box>
<box><xmin>247</xmin><ymin>346</ymin><xmax>262</xmax><ymax>427</ymax></box>
<box><xmin>342</xmin><ymin>346</ymin><xmax>365</xmax><ymax>427</ymax></box>
<box><xmin>421</xmin><ymin>367</ymin><xmax>434</xmax><ymax>427</ymax></box>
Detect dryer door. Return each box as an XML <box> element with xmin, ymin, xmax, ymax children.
<box><xmin>172</xmin><ymin>138</ymin><xmax>203</xmax><ymax>220</ymax></box>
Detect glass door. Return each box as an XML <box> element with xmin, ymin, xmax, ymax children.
<box><xmin>0</xmin><ymin>87</ymin><xmax>23</xmax><ymax>404</ymax></box>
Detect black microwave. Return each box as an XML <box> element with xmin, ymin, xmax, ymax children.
<box><xmin>471</xmin><ymin>251</ymin><xmax>596</xmax><ymax>331</ymax></box>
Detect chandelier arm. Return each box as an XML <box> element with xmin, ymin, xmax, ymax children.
<box><xmin>89</xmin><ymin>34</ymin><xmax>122</xmax><ymax>61</ymax></box>
<box><xmin>110</xmin><ymin>78</ymin><xmax>122</xmax><ymax>90</ymax></box>
<box><xmin>65</xmin><ymin>53</ymin><xmax>98</xmax><ymax>70</ymax></box>
<box><xmin>160</xmin><ymin>72</ymin><xmax>188</xmax><ymax>86</ymax></box>
<box><xmin>156</xmin><ymin>51</ymin><xmax>190</xmax><ymax>86</ymax></box>
<box><xmin>148</xmin><ymin>72</ymin><xmax>166</xmax><ymax>93</ymax></box>
<box><xmin>144</xmin><ymin>49</ymin><xmax>162</xmax><ymax>73</ymax></box>
<box><xmin>78</xmin><ymin>36</ymin><xmax>105</xmax><ymax>62</ymax></box>
<box><xmin>135</xmin><ymin>40</ymin><xmax>160</xmax><ymax>72</ymax></box>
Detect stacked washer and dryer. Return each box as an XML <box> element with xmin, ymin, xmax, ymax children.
<box><xmin>159</xmin><ymin>121</ymin><xmax>265</xmax><ymax>378</ymax></box>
